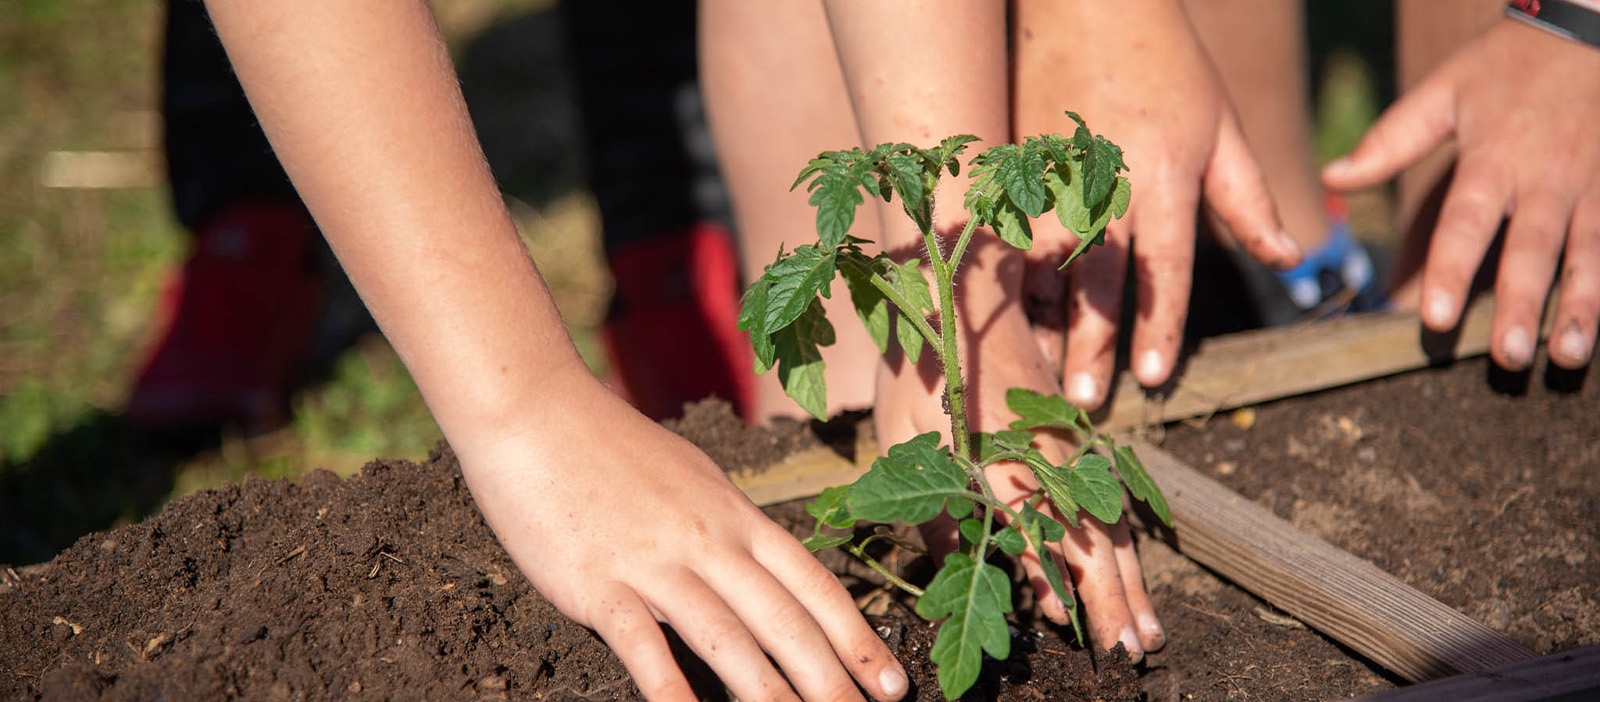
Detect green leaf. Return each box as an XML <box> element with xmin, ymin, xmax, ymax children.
<box><xmin>799</xmin><ymin>156</ymin><xmax>872</xmax><ymax>247</ymax></box>
<box><xmin>958</xmin><ymin>518</ymin><xmax>985</xmax><ymax>548</ymax></box>
<box><xmin>840</xmin><ymin>256</ymin><xmax>890</xmax><ymax>354</ymax></box>
<box><xmin>995</xmin><ymin>145</ymin><xmax>1049</xmax><ymax>218</ymax></box>
<box><xmin>773</xmin><ymin>298</ymin><xmax>834</xmax><ymax>419</ymax></box>
<box><xmin>1109</xmin><ymin>174</ymin><xmax>1131</xmax><ymax>218</ymax></box>
<box><xmin>1005</xmin><ymin>388</ymin><xmax>1087</xmax><ymax>433</ymax></box>
<box><xmin>1018</xmin><ymin>501</ymin><xmax>1067</xmax><ymax>543</ymax></box>
<box><xmin>886</xmin><ymin>258</ymin><xmax>935</xmax><ymax>364</ymax></box>
<box><xmin>738</xmin><ymin>277</ymin><xmax>775</xmax><ymax>372</ymax></box>
<box><xmin>762</xmin><ymin>245</ymin><xmax>837</xmax><ymax>335</ymax></box>
<box><xmin>973</xmin><ymin>429</ymin><xmax>1035</xmax><ymax>463</ymax></box>
<box><xmin>1080</xmin><ymin>134</ymin><xmax>1124</xmax><ymax>208</ymax></box>
<box><xmin>1065</xmin><ymin>454</ymin><xmax>1123</xmax><ymax>524</ymax></box>
<box><xmin>847</xmin><ymin>433</ymin><xmax>973</xmax><ymax>525</ymax></box>
<box><xmin>990</xmin><ymin>202</ymin><xmax>1034</xmax><ymax>251</ymax></box>
<box><xmin>807</xmin><ymin>485</ymin><xmax>857</xmax><ymax>529</ymax></box>
<box><xmin>994</xmin><ymin>524</ymin><xmax>1027</xmax><ymax>555</ymax></box>
<box><xmin>1114</xmin><ymin>444</ymin><xmax>1173</xmax><ymax>527</ymax></box>
<box><xmin>1030</xmin><ymin>460</ymin><xmax>1081</xmax><ymax>529</ymax></box>
<box><xmin>885</xmin><ymin>151</ymin><xmax>926</xmax><ymax>214</ymax></box>
<box><xmin>916</xmin><ymin>553</ymin><xmax>1012</xmax><ymax>700</ymax></box>
<box><xmin>802</xmin><ymin>534</ymin><xmax>851</xmax><ymax>551</ymax></box>
<box><xmin>1015</xmin><ymin>502</ymin><xmax>1076</xmax><ymax>641</ymax></box>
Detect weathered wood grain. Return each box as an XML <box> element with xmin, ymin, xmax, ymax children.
<box><xmin>1123</xmin><ymin>437</ymin><xmax>1536</xmax><ymax>682</ymax></box>
<box><xmin>1098</xmin><ymin>295</ymin><xmax>1544</xmax><ymax>432</ymax></box>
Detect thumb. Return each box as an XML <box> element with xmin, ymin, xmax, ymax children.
<box><xmin>1323</xmin><ymin>69</ymin><xmax>1457</xmax><ymax>191</ymax></box>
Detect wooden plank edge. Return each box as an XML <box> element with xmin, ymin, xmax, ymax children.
<box><xmin>1123</xmin><ymin>438</ymin><xmax>1535</xmax><ymax>682</ymax></box>
<box><xmin>1354</xmin><ymin>644</ymin><xmax>1600</xmax><ymax>702</ymax></box>
<box><xmin>1100</xmin><ymin>294</ymin><xmax>1554</xmax><ymax>432</ymax></box>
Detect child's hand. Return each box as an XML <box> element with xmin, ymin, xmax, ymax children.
<box><xmin>1012</xmin><ymin>0</ymin><xmax>1300</xmax><ymax>408</ymax></box>
<box><xmin>458</xmin><ymin>371</ymin><xmax>908</xmax><ymax>702</ymax></box>
<box><xmin>1323</xmin><ymin>18</ymin><xmax>1600</xmax><ymax>370</ymax></box>
<box><xmin>872</xmin><ymin>238</ymin><xmax>1164</xmax><ymax>661</ymax></box>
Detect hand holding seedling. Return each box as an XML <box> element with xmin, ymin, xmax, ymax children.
<box><xmin>202</xmin><ymin>3</ymin><xmax>910</xmax><ymax>702</ymax></box>
<box><xmin>1012</xmin><ymin>0</ymin><xmax>1303</xmax><ymax>409</ymax></box>
<box><xmin>1324</xmin><ymin>17</ymin><xmax>1600</xmax><ymax>370</ymax></box>
<box><xmin>740</xmin><ymin>129</ymin><xmax>1174</xmax><ymax>699</ymax></box>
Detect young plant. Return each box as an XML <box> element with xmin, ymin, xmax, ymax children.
<box><xmin>738</xmin><ymin>114</ymin><xmax>1174</xmax><ymax>700</ymax></box>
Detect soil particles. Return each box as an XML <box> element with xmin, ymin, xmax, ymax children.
<box><xmin>3</xmin><ymin>354</ymin><xmax>1595</xmax><ymax>702</ymax></box>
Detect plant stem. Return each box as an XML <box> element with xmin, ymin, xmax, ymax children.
<box><xmin>932</xmin><ymin>244</ymin><xmax>968</xmax><ymax>462</ymax></box>
<box><xmin>840</xmin><ymin>256</ymin><xmax>945</xmax><ymax>361</ymax></box>
<box><xmin>845</xmin><ymin>543</ymin><xmax>925</xmax><ymax>598</ymax></box>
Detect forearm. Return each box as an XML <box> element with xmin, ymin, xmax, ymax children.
<box><xmin>820</xmin><ymin>0</ymin><xmax>1010</xmax><ymax>252</ymax></box>
<box><xmin>204</xmin><ymin>0</ymin><xmax>590</xmax><ymax>450</ymax></box>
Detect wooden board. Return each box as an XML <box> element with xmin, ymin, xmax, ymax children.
<box><xmin>736</xmin><ymin>297</ymin><xmax>1536</xmax><ymax>509</ymax></box>
<box><xmin>1354</xmin><ymin>645</ymin><xmax>1600</xmax><ymax>701</ymax></box>
<box><xmin>1121</xmin><ymin>437</ymin><xmax>1535</xmax><ymax>682</ymax></box>
<box><xmin>1098</xmin><ymin>295</ymin><xmax>1547</xmax><ymax>432</ymax></box>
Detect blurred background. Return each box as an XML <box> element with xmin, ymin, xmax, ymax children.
<box><xmin>0</xmin><ymin>0</ymin><xmax>1391</xmax><ymax>565</ymax></box>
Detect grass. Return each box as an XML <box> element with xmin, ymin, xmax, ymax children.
<box><xmin>0</xmin><ymin>0</ymin><xmax>608</xmax><ymax>564</ymax></box>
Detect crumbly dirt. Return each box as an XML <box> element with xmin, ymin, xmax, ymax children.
<box><xmin>0</xmin><ymin>410</ymin><xmax>1137</xmax><ymax>702</ymax></box>
<box><xmin>2</xmin><ymin>356</ymin><xmax>1592</xmax><ymax>702</ymax></box>
<box><xmin>1144</xmin><ymin>354</ymin><xmax>1599</xmax><ymax>701</ymax></box>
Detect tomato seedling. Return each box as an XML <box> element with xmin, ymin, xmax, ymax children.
<box><xmin>739</xmin><ymin>115</ymin><xmax>1174</xmax><ymax>700</ymax></box>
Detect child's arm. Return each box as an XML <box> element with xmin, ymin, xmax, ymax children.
<box><xmin>201</xmin><ymin>2</ymin><xmax>907</xmax><ymax>701</ymax></box>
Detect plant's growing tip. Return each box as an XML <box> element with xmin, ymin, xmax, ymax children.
<box><xmin>740</xmin><ymin>115</ymin><xmax>1171</xmax><ymax>700</ymax></box>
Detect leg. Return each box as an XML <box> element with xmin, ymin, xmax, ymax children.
<box><xmin>700</xmin><ymin>0</ymin><xmax>880</xmax><ymax>421</ymax></box>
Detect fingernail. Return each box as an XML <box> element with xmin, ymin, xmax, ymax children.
<box><xmin>1136</xmin><ymin>349</ymin><xmax>1164</xmax><ymax>384</ymax></box>
<box><xmin>1138</xmin><ymin>612</ymin><xmax>1167</xmax><ymax>649</ymax></box>
<box><xmin>1423</xmin><ymin>291</ymin><xmax>1455</xmax><ymax>328</ymax></box>
<box><xmin>1502</xmin><ymin>326</ymin><xmax>1534</xmax><ymax>368</ymax></box>
<box><xmin>879</xmin><ymin>666</ymin><xmax>909</xmax><ymax>700</ymax></box>
<box><xmin>1557</xmin><ymin>327</ymin><xmax>1591</xmax><ymax>363</ymax></box>
<box><xmin>1119</xmin><ymin>625</ymin><xmax>1144</xmax><ymax>662</ymax></box>
<box><xmin>1275</xmin><ymin>229</ymin><xmax>1301</xmax><ymax>259</ymax></box>
<box><xmin>1067</xmin><ymin>372</ymin><xmax>1100</xmax><ymax>406</ymax></box>
<box><xmin>1324</xmin><ymin>156</ymin><xmax>1353</xmax><ymax>177</ymax></box>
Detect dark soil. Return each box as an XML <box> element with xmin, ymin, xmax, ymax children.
<box><xmin>1143</xmin><ymin>354</ymin><xmax>1599</xmax><ymax>701</ymax></box>
<box><xmin>0</xmin><ymin>399</ymin><xmax>1137</xmax><ymax>702</ymax></box>
<box><xmin>3</xmin><ymin>358</ymin><xmax>1593</xmax><ymax>702</ymax></box>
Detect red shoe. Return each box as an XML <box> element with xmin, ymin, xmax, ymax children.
<box><xmin>602</xmin><ymin>222</ymin><xmax>754</xmax><ymax>421</ymax></box>
<box><xmin>125</xmin><ymin>200</ymin><xmax>325</xmax><ymax>431</ymax></box>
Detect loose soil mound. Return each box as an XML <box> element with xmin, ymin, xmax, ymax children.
<box><xmin>0</xmin><ymin>401</ymin><xmax>1137</xmax><ymax>702</ymax></box>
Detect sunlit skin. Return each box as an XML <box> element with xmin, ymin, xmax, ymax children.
<box><xmin>201</xmin><ymin>3</ymin><xmax>909</xmax><ymax>702</ymax></box>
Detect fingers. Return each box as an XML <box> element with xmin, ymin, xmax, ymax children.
<box><xmin>750</xmin><ymin>527</ymin><xmax>910</xmax><ymax>702</ymax></box>
<box><xmin>1061</xmin><ymin>222</ymin><xmax>1130</xmax><ymax>408</ymax></box>
<box><xmin>586</xmin><ymin>582</ymin><xmax>700</xmax><ymax>702</ymax></box>
<box><xmin>1202</xmin><ymin>117</ymin><xmax>1299</xmax><ymax>269</ymax></box>
<box><xmin>1129</xmin><ymin>174</ymin><xmax>1199</xmax><ymax>388</ymax></box>
<box><xmin>705</xmin><ymin>556</ymin><xmax>871</xmax><ymax>702</ymax></box>
<box><xmin>1055</xmin><ymin>513</ymin><xmax>1145</xmax><ymax>662</ymax></box>
<box><xmin>648</xmin><ymin>571</ymin><xmax>804</xmax><ymax>702</ymax></box>
<box><xmin>1322</xmin><ymin>67</ymin><xmax>1457</xmax><ymax>191</ymax></box>
<box><xmin>1109</xmin><ymin>523</ymin><xmax>1163</xmax><ymax>653</ymax></box>
<box><xmin>1491</xmin><ymin>192</ymin><xmax>1571</xmax><ymax>369</ymax></box>
<box><xmin>1419</xmin><ymin>155</ymin><xmax>1512</xmax><ymax>331</ymax></box>
<box><xmin>1551</xmin><ymin>196</ymin><xmax>1600</xmax><ymax>368</ymax></box>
